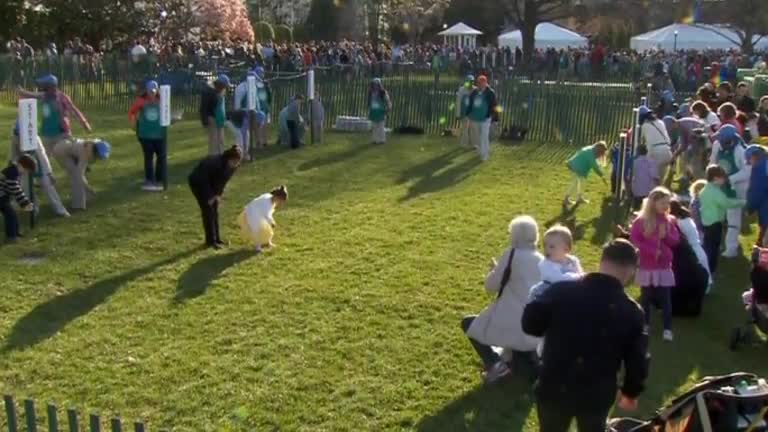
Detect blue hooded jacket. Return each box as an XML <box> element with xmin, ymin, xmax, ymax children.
<box><xmin>747</xmin><ymin>157</ymin><xmax>768</xmax><ymax>226</ymax></box>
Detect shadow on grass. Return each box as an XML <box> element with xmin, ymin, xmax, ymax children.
<box><xmin>397</xmin><ymin>148</ymin><xmax>467</xmax><ymax>185</ymax></box>
<box><xmin>2</xmin><ymin>247</ymin><xmax>200</xmax><ymax>352</ymax></box>
<box><xmin>415</xmin><ymin>375</ymin><xmax>535</xmax><ymax>431</ymax></box>
<box><xmin>297</xmin><ymin>143</ymin><xmax>376</xmax><ymax>172</ymax></box>
<box><xmin>398</xmin><ymin>150</ymin><xmax>481</xmax><ymax>202</ymax></box>
<box><xmin>173</xmin><ymin>250</ymin><xmax>253</xmax><ymax>304</ymax></box>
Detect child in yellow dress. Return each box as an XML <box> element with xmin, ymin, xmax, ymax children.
<box><xmin>237</xmin><ymin>185</ymin><xmax>288</xmax><ymax>252</ymax></box>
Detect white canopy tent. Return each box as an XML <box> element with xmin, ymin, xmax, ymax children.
<box><xmin>497</xmin><ymin>23</ymin><xmax>589</xmax><ymax>51</ymax></box>
<box><xmin>438</xmin><ymin>23</ymin><xmax>483</xmax><ymax>49</ymax></box>
<box><xmin>630</xmin><ymin>23</ymin><xmax>768</xmax><ymax>52</ymax></box>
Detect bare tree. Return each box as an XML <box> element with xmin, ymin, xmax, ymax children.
<box><xmin>503</xmin><ymin>0</ymin><xmax>575</xmax><ymax>64</ymax></box>
<box><xmin>698</xmin><ymin>0</ymin><xmax>768</xmax><ymax>55</ymax></box>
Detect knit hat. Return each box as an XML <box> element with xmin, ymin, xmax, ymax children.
<box><xmin>215</xmin><ymin>74</ymin><xmax>231</xmax><ymax>87</ymax></box>
<box><xmin>36</xmin><ymin>74</ymin><xmax>58</xmax><ymax>88</ymax></box>
<box><xmin>745</xmin><ymin>144</ymin><xmax>767</xmax><ymax>161</ymax></box>
<box><xmin>93</xmin><ymin>140</ymin><xmax>111</xmax><ymax>160</ymax></box>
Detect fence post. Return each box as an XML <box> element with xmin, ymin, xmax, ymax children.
<box><xmin>110</xmin><ymin>418</ymin><xmax>122</xmax><ymax>432</ymax></box>
<box><xmin>133</xmin><ymin>423</ymin><xmax>144</xmax><ymax>432</ymax></box>
<box><xmin>24</xmin><ymin>400</ymin><xmax>37</xmax><ymax>432</ymax></box>
<box><xmin>67</xmin><ymin>409</ymin><xmax>78</xmax><ymax>432</ymax></box>
<box><xmin>4</xmin><ymin>395</ymin><xmax>18</xmax><ymax>432</ymax></box>
<box><xmin>89</xmin><ymin>414</ymin><xmax>101</xmax><ymax>432</ymax></box>
<box><xmin>47</xmin><ymin>404</ymin><xmax>58</xmax><ymax>432</ymax></box>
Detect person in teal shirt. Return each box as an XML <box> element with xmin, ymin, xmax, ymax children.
<box><xmin>130</xmin><ymin>81</ymin><xmax>167</xmax><ymax>191</ymax></box>
<box><xmin>464</xmin><ymin>75</ymin><xmax>498</xmax><ymax>161</ymax></box>
<box><xmin>456</xmin><ymin>75</ymin><xmax>474</xmax><ymax>148</ymax></box>
<box><xmin>564</xmin><ymin>141</ymin><xmax>608</xmax><ymax>205</ymax></box>
<box><xmin>368</xmin><ymin>78</ymin><xmax>391</xmax><ymax>145</ymax></box>
<box><xmin>200</xmin><ymin>74</ymin><xmax>230</xmax><ymax>155</ymax></box>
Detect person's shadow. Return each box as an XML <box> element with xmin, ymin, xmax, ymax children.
<box><xmin>173</xmin><ymin>250</ymin><xmax>253</xmax><ymax>304</ymax></box>
<box><xmin>415</xmin><ymin>375</ymin><xmax>535</xmax><ymax>431</ymax></box>
<box><xmin>2</xmin><ymin>248</ymin><xmax>199</xmax><ymax>352</ymax></box>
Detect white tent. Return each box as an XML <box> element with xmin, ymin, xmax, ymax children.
<box><xmin>497</xmin><ymin>23</ymin><xmax>588</xmax><ymax>51</ymax></box>
<box><xmin>630</xmin><ymin>23</ymin><xmax>768</xmax><ymax>52</ymax></box>
<box><xmin>438</xmin><ymin>23</ymin><xmax>483</xmax><ymax>49</ymax></box>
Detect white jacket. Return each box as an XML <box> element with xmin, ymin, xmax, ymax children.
<box><xmin>466</xmin><ymin>247</ymin><xmax>543</xmax><ymax>351</ymax></box>
<box><xmin>677</xmin><ymin>217</ymin><xmax>712</xmax><ymax>284</ymax></box>
<box><xmin>710</xmin><ymin>139</ymin><xmax>749</xmax><ymax>197</ymax></box>
<box><xmin>641</xmin><ymin>119</ymin><xmax>671</xmax><ymax>148</ymax></box>
<box><xmin>244</xmin><ymin>193</ymin><xmax>275</xmax><ymax>231</ymax></box>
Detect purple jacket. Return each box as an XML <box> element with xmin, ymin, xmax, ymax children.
<box><xmin>631</xmin><ymin>156</ymin><xmax>658</xmax><ymax>198</ymax></box>
<box><xmin>630</xmin><ymin>215</ymin><xmax>680</xmax><ymax>271</ymax></box>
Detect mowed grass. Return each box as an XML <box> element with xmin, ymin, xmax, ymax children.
<box><xmin>0</xmin><ymin>105</ymin><xmax>764</xmax><ymax>431</ymax></box>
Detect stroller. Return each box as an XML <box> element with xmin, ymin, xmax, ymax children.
<box><xmin>609</xmin><ymin>372</ymin><xmax>768</xmax><ymax>432</ymax></box>
<box><xmin>730</xmin><ymin>247</ymin><xmax>768</xmax><ymax>351</ymax></box>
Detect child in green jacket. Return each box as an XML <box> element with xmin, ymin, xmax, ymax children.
<box><xmin>699</xmin><ymin>164</ymin><xmax>746</xmax><ymax>276</ymax></box>
<box><xmin>564</xmin><ymin>141</ymin><xmax>608</xmax><ymax>205</ymax></box>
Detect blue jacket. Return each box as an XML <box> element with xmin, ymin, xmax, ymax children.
<box><xmin>747</xmin><ymin>157</ymin><xmax>768</xmax><ymax>226</ymax></box>
<box><xmin>610</xmin><ymin>146</ymin><xmax>632</xmax><ymax>180</ymax></box>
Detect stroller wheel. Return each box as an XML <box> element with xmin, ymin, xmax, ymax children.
<box><xmin>730</xmin><ymin>328</ymin><xmax>742</xmax><ymax>351</ymax></box>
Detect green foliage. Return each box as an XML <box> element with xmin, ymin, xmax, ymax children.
<box><xmin>253</xmin><ymin>21</ymin><xmax>275</xmax><ymax>42</ymax></box>
<box><xmin>273</xmin><ymin>24</ymin><xmax>293</xmax><ymax>43</ymax></box>
<box><xmin>305</xmin><ymin>0</ymin><xmax>340</xmax><ymax>41</ymax></box>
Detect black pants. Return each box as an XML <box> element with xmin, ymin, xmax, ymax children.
<box><xmin>537</xmin><ymin>398</ymin><xmax>610</xmax><ymax>432</ymax></box>
<box><xmin>703</xmin><ymin>222</ymin><xmax>723</xmax><ymax>275</ymax></box>
<box><xmin>189</xmin><ymin>182</ymin><xmax>220</xmax><ymax>246</ymax></box>
<box><xmin>286</xmin><ymin>120</ymin><xmax>301</xmax><ymax>149</ymax></box>
<box><xmin>460</xmin><ymin>315</ymin><xmax>500</xmax><ymax>369</ymax></box>
<box><xmin>0</xmin><ymin>197</ymin><xmax>19</xmax><ymax>240</ymax></box>
<box><xmin>139</xmin><ymin>138</ymin><xmax>167</xmax><ymax>185</ymax></box>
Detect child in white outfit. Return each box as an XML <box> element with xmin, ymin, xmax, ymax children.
<box><xmin>237</xmin><ymin>185</ymin><xmax>288</xmax><ymax>252</ymax></box>
<box><xmin>528</xmin><ymin>225</ymin><xmax>583</xmax><ymax>357</ymax></box>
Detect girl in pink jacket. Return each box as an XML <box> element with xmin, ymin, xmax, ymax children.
<box><xmin>630</xmin><ymin>186</ymin><xmax>680</xmax><ymax>342</ymax></box>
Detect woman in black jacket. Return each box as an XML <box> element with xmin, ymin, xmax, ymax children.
<box><xmin>188</xmin><ymin>145</ymin><xmax>242</xmax><ymax>249</ymax></box>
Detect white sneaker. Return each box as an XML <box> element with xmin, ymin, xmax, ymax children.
<box><xmin>57</xmin><ymin>210</ymin><xmax>71</xmax><ymax>218</ymax></box>
<box><xmin>149</xmin><ymin>184</ymin><xmax>164</xmax><ymax>192</ymax></box>
<box><xmin>483</xmin><ymin>361</ymin><xmax>511</xmax><ymax>383</ymax></box>
<box><xmin>141</xmin><ymin>182</ymin><xmax>155</xmax><ymax>191</ymax></box>
<box><xmin>663</xmin><ymin>330</ymin><xmax>674</xmax><ymax>342</ymax></box>
<box><xmin>643</xmin><ymin>325</ymin><xmax>650</xmax><ymax>334</ymax></box>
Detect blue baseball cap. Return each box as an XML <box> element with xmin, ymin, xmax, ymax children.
<box><xmin>662</xmin><ymin>90</ymin><xmax>674</xmax><ymax>102</ymax></box>
<box><xmin>146</xmin><ymin>80</ymin><xmax>159</xmax><ymax>91</ymax></box>
<box><xmin>638</xmin><ymin>105</ymin><xmax>650</xmax><ymax>118</ymax></box>
<box><xmin>93</xmin><ymin>140</ymin><xmax>111</xmax><ymax>160</ymax></box>
<box><xmin>466</xmin><ymin>74</ymin><xmax>475</xmax><ymax>83</ymax></box>
<box><xmin>253</xmin><ymin>66</ymin><xmax>265</xmax><ymax>78</ymax></box>
<box><xmin>678</xmin><ymin>103</ymin><xmax>690</xmax><ymax>117</ymax></box>
<box><xmin>745</xmin><ymin>144</ymin><xmax>767</xmax><ymax>160</ymax></box>
<box><xmin>36</xmin><ymin>74</ymin><xmax>58</xmax><ymax>87</ymax></box>
<box><xmin>716</xmin><ymin>124</ymin><xmax>739</xmax><ymax>142</ymax></box>
<box><xmin>215</xmin><ymin>74</ymin><xmax>231</xmax><ymax>86</ymax></box>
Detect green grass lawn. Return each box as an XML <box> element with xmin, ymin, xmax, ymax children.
<box><xmin>0</xmin><ymin>105</ymin><xmax>764</xmax><ymax>431</ymax></box>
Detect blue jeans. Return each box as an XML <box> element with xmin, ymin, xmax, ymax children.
<box><xmin>139</xmin><ymin>138</ymin><xmax>167</xmax><ymax>184</ymax></box>
<box><xmin>640</xmin><ymin>286</ymin><xmax>672</xmax><ymax>331</ymax></box>
<box><xmin>0</xmin><ymin>197</ymin><xmax>19</xmax><ymax>240</ymax></box>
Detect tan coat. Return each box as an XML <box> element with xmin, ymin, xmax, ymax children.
<box><xmin>466</xmin><ymin>246</ymin><xmax>543</xmax><ymax>351</ymax></box>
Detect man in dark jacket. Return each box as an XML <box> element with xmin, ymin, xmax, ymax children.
<box><xmin>522</xmin><ymin>239</ymin><xmax>649</xmax><ymax>432</ymax></box>
<box><xmin>200</xmin><ymin>74</ymin><xmax>230</xmax><ymax>155</ymax></box>
<box><xmin>464</xmin><ymin>75</ymin><xmax>498</xmax><ymax>162</ymax></box>
<box><xmin>188</xmin><ymin>145</ymin><xmax>242</xmax><ymax>249</ymax></box>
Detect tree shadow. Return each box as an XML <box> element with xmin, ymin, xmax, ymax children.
<box><xmin>173</xmin><ymin>250</ymin><xmax>253</xmax><ymax>304</ymax></box>
<box><xmin>397</xmin><ymin>147</ymin><xmax>467</xmax><ymax>185</ymax></box>
<box><xmin>296</xmin><ymin>143</ymin><xmax>376</xmax><ymax>172</ymax></box>
<box><xmin>399</xmin><ymin>156</ymin><xmax>482</xmax><ymax>202</ymax></box>
<box><xmin>2</xmin><ymin>248</ymin><xmax>199</xmax><ymax>353</ymax></box>
<box><xmin>415</xmin><ymin>375</ymin><xmax>535</xmax><ymax>431</ymax></box>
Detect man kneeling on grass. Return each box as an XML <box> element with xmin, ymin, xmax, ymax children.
<box><xmin>1</xmin><ymin>155</ymin><xmax>36</xmax><ymax>243</ymax></box>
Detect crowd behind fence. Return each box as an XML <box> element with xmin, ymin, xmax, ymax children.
<box><xmin>0</xmin><ymin>54</ymin><xmax>756</xmax><ymax>146</ymax></box>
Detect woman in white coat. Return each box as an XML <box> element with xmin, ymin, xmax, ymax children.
<box><xmin>638</xmin><ymin>106</ymin><xmax>673</xmax><ymax>183</ymax></box>
<box><xmin>237</xmin><ymin>185</ymin><xmax>288</xmax><ymax>253</ymax></box>
<box><xmin>461</xmin><ymin>215</ymin><xmax>544</xmax><ymax>383</ymax></box>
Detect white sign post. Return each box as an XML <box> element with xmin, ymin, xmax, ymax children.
<box><xmin>160</xmin><ymin>85</ymin><xmax>171</xmax><ymax>127</ymax></box>
<box><xmin>247</xmin><ymin>76</ymin><xmax>257</xmax><ymax>111</ymax></box>
<box><xmin>18</xmin><ymin>99</ymin><xmax>38</xmax><ymax>152</ymax></box>
<box><xmin>307</xmin><ymin>69</ymin><xmax>315</xmax><ymax>101</ymax></box>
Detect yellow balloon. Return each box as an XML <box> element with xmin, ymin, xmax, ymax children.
<box><xmin>439</xmin><ymin>117</ymin><xmax>447</xmax><ymax>125</ymax></box>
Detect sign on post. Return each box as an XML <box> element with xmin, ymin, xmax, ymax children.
<box><xmin>247</xmin><ymin>76</ymin><xmax>257</xmax><ymax>111</ymax></box>
<box><xmin>18</xmin><ymin>99</ymin><xmax>38</xmax><ymax>152</ymax></box>
<box><xmin>307</xmin><ymin>69</ymin><xmax>315</xmax><ymax>101</ymax></box>
<box><xmin>160</xmin><ymin>85</ymin><xmax>171</xmax><ymax>127</ymax></box>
